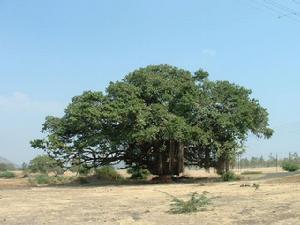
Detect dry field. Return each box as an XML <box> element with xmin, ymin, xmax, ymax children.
<box><xmin>0</xmin><ymin>169</ymin><xmax>299</xmax><ymax>225</ymax></box>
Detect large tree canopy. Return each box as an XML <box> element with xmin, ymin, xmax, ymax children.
<box><xmin>31</xmin><ymin>65</ymin><xmax>273</xmax><ymax>176</ymax></box>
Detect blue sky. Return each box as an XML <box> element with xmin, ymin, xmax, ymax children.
<box><xmin>0</xmin><ymin>0</ymin><xmax>300</xmax><ymax>164</ymax></box>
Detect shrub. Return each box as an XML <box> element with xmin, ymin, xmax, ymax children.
<box><xmin>95</xmin><ymin>166</ymin><xmax>123</xmax><ymax>181</ymax></box>
<box><xmin>241</xmin><ymin>171</ymin><xmax>262</xmax><ymax>175</ymax></box>
<box><xmin>28</xmin><ymin>155</ymin><xmax>64</xmax><ymax>175</ymax></box>
<box><xmin>169</xmin><ymin>192</ymin><xmax>211</xmax><ymax>214</ymax></box>
<box><xmin>29</xmin><ymin>175</ymin><xmax>73</xmax><ymax>185</ymax></box>
<box><xmin>0</xmin><ymin>170</ymin><xmax>16</xmax><ymax>178</ymax></box>
<box><xmin>127</xmin><ymin>166</ymin><xmax>151</xmax><ymax>180</ymax></box>
<box><xmin>222</xmin><ymin>171</ymin><xmax>240</xmax><ymax>181</ymax></box>
<box><xmin>282</xmin><ymin>161</ymin><xmax>299</xmax><ymax>172</ymax></box>
<box><xmin>34</xmin><ymin>174</ymin><xmax>51</xmax><ymax>184</ymax></box>
<box><xmin>73</xmin><ymin>164</ymin><xmax>91</xmax><ymax>176</ymax></box>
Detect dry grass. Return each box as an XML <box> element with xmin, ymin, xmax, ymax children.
<box><xmin>0</xmin><ymin>169</ymin><xmax>299</xmax><ymax>225</ymax></box>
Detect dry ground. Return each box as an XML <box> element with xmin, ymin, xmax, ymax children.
<box><xmin>0</xmin><ymin>169</ymin><xmax>299</xmax><ymax>225</ymax></box>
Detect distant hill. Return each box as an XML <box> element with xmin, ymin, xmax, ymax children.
<box><xmin>0</xmin><ymin>156</ymin><xmax>12</xmax><ymax>164</ymax></box>
<box><xmin>0</xmin><ymin>156</ymin><xmax>16</xmax><ymax>170</ymax></box>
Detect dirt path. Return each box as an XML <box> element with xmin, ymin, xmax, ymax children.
<box><xmin>0</xmin><ymin>175</ymin><xmax>299</xmax><ymax>225</ymax></box>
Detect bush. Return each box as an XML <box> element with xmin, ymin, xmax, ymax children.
<box><xmin>241</xmin><ymin>171</ymin><xmax>262</xmax><ymax>175</ymax></box>
<box><xmin>127</xmin><ymin>166</ymin><xmax>151</xmax><ymax>180</ymax></box>
<box><xmin>282</xmin><ymin>161</ymin><xmax>299</xmax><ymax>172</ymax></box>
<box><xmin>0</xmin><ymin>170</ymin><xmax>16</xmax><ymax>178</ymax></box>
<box><xmin>28</xmin><ymin>155</ymin><xmax>64</xmax><ymax>175</ymax></box>
<box><xmin>95</xmin><ymin>166</ymin><xmax>123</xmax><ymax>181</ymax></box>
<box><xmin>34</xmin><ymin>174</ymin><xmax>51</xmax><ymax>184</ymax></box>
<box><xmin>169</xmin><ymin>192</ymin><xmax>211</xmax><ymax>214</ymax></box>
<box><xmin>29</xmin><ymin>174</ymin><xmax>72</xmax><ymax>185</ymax></box>
<box><xmin>222</xmin><ymin>171</ymin><xmax>240</xmax><ymax>182</ymax></box>
<box><xmin>71</xmin><ymin>164</ymin><xmax>91</xmax><ymax>176</ymax></box>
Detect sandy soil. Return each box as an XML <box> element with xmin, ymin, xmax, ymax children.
<box><xmin>0</xmin><ymin>171</ymin><xmax>299</xmax><ymax>225</ymax></box>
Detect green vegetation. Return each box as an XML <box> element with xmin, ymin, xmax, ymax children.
<box><xmin>169</xmin><ymin>192</ymin><xmax>211</xmax><ymax>214</ymax></box>
<box><xmin>95</xmin><ymin>166</ymin><xmax>123</xmax><ymax>181</ymax></box>
<box><xmin>241</xmin><ymin>171</ymin><xmax>263</xmax><ymax>175</ymax></box>
<box><xmin>0</xmin><ymin>170</ymin><xmax>16</xmax><ymax>178</ymax></box>
<box><xmin>28</xmin><ymin>155</ymin><xmax>64</xmax><ymax>175</ymax></box>
<box><xmin>70</xmin><ymin>163</ymin><xmax>91</xmax><ymax>176</ymax></box>
<box><xmin>31</xmin><ymin>65</ymin><xmax>273</xmax><ymax>177</ymax></box>
<box><xmin>222</xmin><ymin>171</ymin><xmax>241</xmax><ymax>182</ymax></box>
<box><xmin>33</xmin><ymin>174</ymin><xmax>51</xmax><ymax>184</ymax></box>
<box><xmin>127</xmin><ymin>165</ymin><xmax>151</xmax><ymax>180</ymax></box>
<box><xmin>29</xmin><ymin>174</ymin><xmax>73</xmax><ymax>185</ymax></box>
<box><xmin>282</xmin><ymin>161</ymin><xmax>299</xmax><ymax>172</ymax></box>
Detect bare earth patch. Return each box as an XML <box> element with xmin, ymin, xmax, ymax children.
<box><xmin>0</xmin><ymin>173</ymin><xmax>299</xmax><ymax>225</ymax></box>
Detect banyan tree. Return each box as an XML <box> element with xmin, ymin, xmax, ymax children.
<box><xmin>31</xmin><ymin>65</ymin><xmax>273</xmax><ymax>176</ymax></box>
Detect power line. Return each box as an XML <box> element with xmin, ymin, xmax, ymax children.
<box><xmin>250</xmin><ymin>0</ymin><xmax>285</xmax><ymax>16</ymax></box>
<box><xmin>248</xmin><ymin>0</ymin><xmax>300</xmax><ymax>22</ymax></box>
<box><xmin>264</xmin><ymin>0</ymin><xmax>300</xmax><ymax>19</ymax></box>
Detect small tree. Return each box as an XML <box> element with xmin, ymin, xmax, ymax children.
<box><xmin>28</xmin><ymin>155</ymin><xmax>64</xmax><ymax>175</ymax></box>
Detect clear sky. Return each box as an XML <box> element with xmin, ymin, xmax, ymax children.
<box><xmin>0</xmin><ymin>0</ymin><xmax>300</xmax><ymax>165</ymax></box>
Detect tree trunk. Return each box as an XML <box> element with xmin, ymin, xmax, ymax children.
<box><xmin>225</xmin><ymin>160</ymin><xmax>230</xmax><ymax>173</ymax></box>
<box><xmin>204</xmin><ymin>148</ymin><xmax>210</xmax><ymax>170</ymax></box>
<box><xmin>151</xmin><ymin>141</ymin><xmax>185</xmax><ymax>177</ymax></box>
<box><xmin>216</xmin><ymin>158</ymin><xmax>225</xmax><ymax>175</ymax></box>
<box><xmin>177</xmin><ymin>142</ymin><xmax>184</xmax><ymax>175</ymax></box>
<box><xmin>169</xmin><ymin>140</ymin><xmax>175</xmax><ymax>173</ymax></box>
<box><xmin>158</xmin><ymin>152</ymin><xmax>163</xmax><ymax>176</ymax></box>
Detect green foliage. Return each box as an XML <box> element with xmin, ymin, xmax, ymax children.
<box><xmin>169</xmin><ymin>192</ymin><xmax>211</xmax><ymax>214</ymax></box>
<box><xmin>34</xmin><ymin>174</ymin><xmax>51</xmax><ymax>184</ymax></box>
<box><xmin>31</xmin><ymin>64</ymin><xmax>273</xmax><ymax>176</ymax></box>
<box><xmin>222</xmin><ymin>171</ymin><xmax>240</xmax><ymax>182</ymax></box>
<box><xmin>0</xmin><ymin>170</ymin><xmax>16</xmax><ymax>178</ymax></box>
<box><xmin>28</xmin><ymin>155</ymin><xmax>64</xmax><ymax>175</ymax></box>
<box><xmin>95</xmin><ymin>166</ymin><xmax>123</xmax><ymax>181</ymax></box>
<box><xmin>282</xmin><ymin>161</ymin><xmax>299</xmax><ymax>172</ymax></box>
<box><xmin>70</xmin><ymin>163</ymin><xmax>91</xmax><ymax>176</ymax></box>
<box><xmin>127</xmin><ymin>165</ymin><xmax>151</xmax><ymax>180</ymax></box>
<box><xmin>29</xmin><ymin>174</ymin><xmax>72</xmax><ymax>185</ymax></box>
<box><xmin>241</xmin><ymin>171</ymin><xmax>262</xmax><ymax>175</ymax></box>
<box><xmin>193</xmin><ymin>69</ymin><xmax>209</xmax><ymax>81</ymax></box>
<box><xmin>77</xmin><ymin>166</ymin><xmax>91</xmax><ymax>176</ymax></box>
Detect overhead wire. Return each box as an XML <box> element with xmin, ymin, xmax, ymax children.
<box><xmin>263</xmin><ymin>0</ymin><xmax>300</xmax><ymax>20</ymax></box>
<box><xmin>248</xmin><ymin>0</ymin><xmax>300</xmax><ymax>22</ymax></box>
